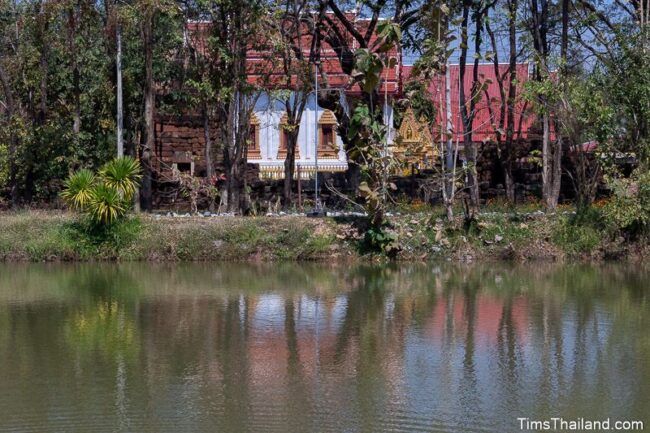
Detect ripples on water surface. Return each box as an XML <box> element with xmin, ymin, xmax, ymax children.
<box><xmin>0</xmin><ymin>263</ymin><xmax>649</xmax><ymax>432</ymax></box>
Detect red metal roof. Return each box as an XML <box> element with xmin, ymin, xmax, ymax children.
<box><xmin>403</xmin><ymin>63</ymin><xmax>541</xmax><ymax>142</ymax></box>
<box><xmin>186</xmin><ymin>15</ymin><xmax>401</xmax><ymax>94</ymax></box>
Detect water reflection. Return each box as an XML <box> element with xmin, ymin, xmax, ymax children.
<box><xmin>0</xmin><ymin>263</ymin><xmax>649</xmax><ymax>432</ymax></box>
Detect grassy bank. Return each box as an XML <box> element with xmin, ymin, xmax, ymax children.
<box><xmin>0</xmin><ymin>211</ymin><xmax>343</xmax><ymax>262</ymax></box>
<box><xmin>0</xmin><ymin>209</ymin><xmax>647</xmax><ymax>262</ymax></box>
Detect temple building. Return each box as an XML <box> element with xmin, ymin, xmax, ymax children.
<box><xmin>244</xmin><ymin>95</ymin><xmax>349</xmax><ymax>180</ymax></box>
<box><xmin>154</xmin><ymin>17</ymin><xmax>541</xmax><ymax>190</ymax></box>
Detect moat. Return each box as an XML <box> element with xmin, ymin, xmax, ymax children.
<box><xmin>0</xmin><ymin>263</ymin><xmax>648</xmax><ymax>432</ymax></box>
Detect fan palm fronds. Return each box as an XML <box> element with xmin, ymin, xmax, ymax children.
<box><xmin>61</xmin><ymin>169</ymin><xmax>96</xmax><ymax>210</ymax></box>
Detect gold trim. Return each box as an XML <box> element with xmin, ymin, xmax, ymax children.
<box><xmin>393</xmin><ymin>108</ymin><xmax>437</xmax><ymax>169</ymax></box>
<box><xmin>257</xmin><ymin>162</ymin><xmax>347</xmax><ymax>180</ymax></box>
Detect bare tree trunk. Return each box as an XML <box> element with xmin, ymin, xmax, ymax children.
<box><xmin>458</xmin><ymin>1</ymin><xmax>481</xmax><ymax>212</ymax></box>
<box><xmin>549</xmin><ymin>131</ymin><xmax>562</xmax><ymax>209</ymax></box>
<box><xmin>504</xmin><ymin>0</ymin><xmax>518</xmax><ymax>203</ymax></box>
<box><xmin>202</xmin><ymin>103</ymin><xmax>213</xmax><ymax>179</ymax></box>
<box><xmin>541</xmin><ymin>112</ymin><xmax>552</xmax><ymax>206</ymax></box>
<box><xmin>530</xmin><ymin>0</ymin><xmax>560</xmax><ymax>209</ymax></box>
<box><xmin>116</xmin><ymin>24</ymin><xmax>124</xmax><ymax>157</ymax></box>
<box><xmin>224</xmin><ymin>88</ymin><xmax>250</xmax><ymax>215</ymax></box>
<box><xmin>140</xmin><ymin>6</ymin><xmax>154</xmax><ymax>212</ymax></box>
<box><xmin>0</xmin><ymin>64</ymin><xmax>19</xmax><ymax>207</ymax></box>
<box><xmin>283</xmin><ymin>132</ymin><xmax>298</xmax><ymax>208</ymax></box>
<box><xmin>543</xmin><ymin>0</ymin><xmax>569</xmax><ymax>210</ymax></box>
<box><xmin>202</xmin><ymin>103</ymin><xmax>215</xmax><ymax>212</ymax></box>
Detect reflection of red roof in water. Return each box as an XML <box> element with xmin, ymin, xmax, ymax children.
<box><xmin>425</xmin><ymin>295</ymin><xmax>529</xmax><ymax>346</ymax></box>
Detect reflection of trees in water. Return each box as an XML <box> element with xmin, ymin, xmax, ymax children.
<box><xmin>110</xmin><ymin>261</ymin><xmax>650</xmax><ymax>427</ymax></box>
<box><xmin>65</xmin><ymin>301</ymin><xmax>139</xmax><ymax>360</ymax></box>
<box><xmin>1</xmin><ymin>262</ymin><xmax>650</xmax><ymax>430</ymax></box>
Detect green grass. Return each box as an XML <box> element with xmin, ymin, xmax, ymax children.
<box><xmin>0</xmin><ymin>206</ymin><xmax>645</xmax><ymax>262</ymax></box>
<box><xmin>0</xmin><ymin>212</ymin><xmax>341</xmax><ymax>262</ymax></box>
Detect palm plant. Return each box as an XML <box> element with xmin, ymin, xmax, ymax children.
<box><xmin>61</xmin><ymin>157</ymin><xmax>142</xmax><ymax>226</ymax></box>
<box><xmin>100</xmin><ymin>156</ymin><xmax>142</xmax><ymax>200</ymax></box>
<box><xmin>88</xmin><ymin>183</ymin><xmax>127</xmax><ymax>225</ymax></box>
<box><xmin>60</xmin><ymin>169</ymin><xmax>96</xmax><ymax>210</ymax></box>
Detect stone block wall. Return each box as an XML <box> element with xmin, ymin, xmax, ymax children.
<box><xmin>155</xmin><ymin>115</ymin><xmax>221</xmax><ymax>178</ymax></box>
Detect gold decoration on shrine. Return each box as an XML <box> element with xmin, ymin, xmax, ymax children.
<box><xmin>393</xmin><ymin>108</ymin><xmax>437</xmax><ymax>170</ymax></box>
<box><xmin>319</xmin><ymin>109</ymin><xmax>337</xmax><ymax>125</ymax></box>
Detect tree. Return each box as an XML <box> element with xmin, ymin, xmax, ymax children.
<box><xmin>348</xmin><ymin>21</ymin><xmax>402</xmax><ymax>232</ymax></box>
<box><xmin>315</xmin><ymin>0</ymin><xmax>422</xmax><ymax>191</ymax></box>
<box><xmin>558</xmin><ymin>79</ymin><xmax>605</xmax><ymax>209</ymax></box>
<box><xmin>205</xmin><ymin>0</ymin><xmax>269</xmax><ymax>214</ymax></box>
<box><xmin>140</xmin><ymin>0</ymin><xmax>155</xmax><ymax>211</ymax></box>
<box><xmin>269</xmin><ymin>0</ymin><xmax>323</xmax><ymax>208</ymax></box>
<box><xmin>407</xmin><ymin>0</ymin><xmax>459</xmax><ymax>221</ymax></box>
<box><xmin>0</xmin><ymin>54</ymin><xmax>19</xmax><ymax>206</ymax></box>
<box><xmin>458</xmin><ymin>0</ymin><xmax>492</xmax><ymax>212</ymax></box>
<box><xmin>526</xmin><ymin>0</ymin><xmax>563</xmax><ymax>209</ymax></box>
<box><xmin>484</xmin><ymin>0</ymin><xmax>520</xmax><ymax>203</ymax></box>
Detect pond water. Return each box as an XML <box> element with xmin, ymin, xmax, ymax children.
<box><xmin>0</xmin><ymin>263</ymin><xmax>648</xmax><ymax>433</ymax></box>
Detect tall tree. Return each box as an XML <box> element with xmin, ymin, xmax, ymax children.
<box><xmin>139</xmin><ymin>0</ymin><xmax>155</xmax><ymax>211</ymax></box>
<box><xmin>458</xmin><ymin>0</ymin><xmax>492</xmax><ymax>212</ymax></box>
<box><xmin>315</xmin><ymin>0</ymin><xmax>421</xmax><ymax>191</ymax></box>
<box><xmin>270</xmin><ymin>0</ymin><xmax>323</xmax><ymax>208</ymax></box>
<box><xmin>527</xmin><ymin>0</ymin><xmax>562</xmax><ymax>209</ymax></box>
<box><xmin>207</xmin><ymin>0</ymin><xmax>268</xmax><ymax>214</ymax></box>
<box><xmin>484</xmin><ymin>0</ymin><xmax>520</xmax><ymax>203</ymax></box>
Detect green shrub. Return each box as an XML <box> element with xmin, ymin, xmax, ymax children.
<box><xmin>363</xmin><ymin>226</ymin><xmax>401</xmax><ymax>257</ymax></box>
<box><xmin>603</xmin><ymin>169</ymin><xmax>650</xmax><ymax>236</ymax></box>
<box><xmin>552</xmin><ymin>208</ymin><xmax>604</xmax><ymax>255</ymax></box>
<box><xmin>88</xmin><ymin>183</ymin><xmax>126</xmax><ymax>225</ymax></box>
<box><xmin>99</xmin><ymin>156</ymin><xmax>142</xmax><ymax>199</ymax></box>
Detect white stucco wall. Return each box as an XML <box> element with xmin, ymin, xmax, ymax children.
<box><xmin>252</xmin><ymin>93</ymin><xmax>348</xmax><ymax>164</ymax></box>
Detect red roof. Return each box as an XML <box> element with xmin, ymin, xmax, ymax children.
<box><xmin>186</xmin><ymin>15</ymin><xmax>401</xmax><ymax>94</ymax></box>
<box><xmin>403</xmin><ymin>63</ymin><xmax>541</xmax><ymax>142</ymax></box>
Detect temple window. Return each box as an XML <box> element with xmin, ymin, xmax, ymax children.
<box><xmin>318</xmin><ymin>110</ymin><xmax>339</xmax><ymax>158</ymax></box>
<box><xmin>248</xmin><ymin>113</ymin><xmax>261</xmax><ymax>159</ymax></box>
<box><xmin>176</xmin><ymin>163</ymin><xmax>192</xmax><ymax>173</ymax></box>
<box><xmin>321</xmin><ymin>125</ymin><xmax>334</xmax><ymax>148</ymax></box>
<box><xmin>171</xmin><ymin>151</ymin><xmax>195</xmax><ymax>177</ymax></box>
<box><xmin>277</xmin><ymin>112</ymin><xmax>300</xmax><ymax>159</ymax></box>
